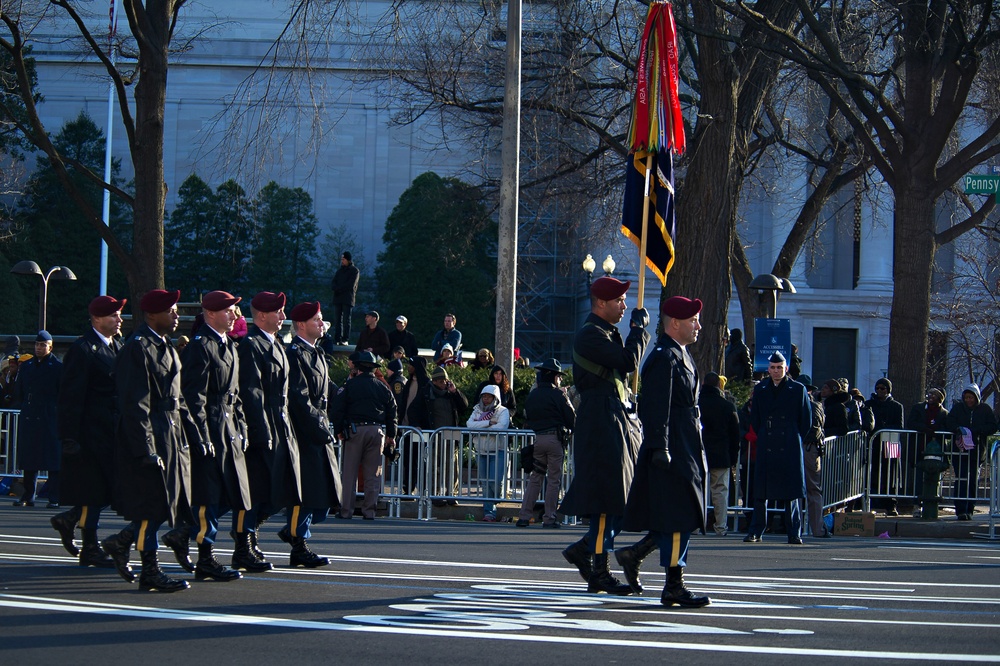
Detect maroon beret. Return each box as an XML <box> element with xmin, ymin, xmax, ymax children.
<box><xmin>89</xmin><ymin>295</ymin><xmax>126</xmax><ymax>317</ymax></box>
<box><xmin>250</xmin><ymin>291</ymin><xmax>286</xmax><ymax>313</ymax></box>
<box><xmin>202</xmin><ymin>290</ymin><xmax>241</xmax><ymax>311</ymax></box>
<box><xmin>590</xmin><ymin>276</ymin><xmax>631</xmax><ymax>301</ymax></box>
<box><xmin>661</xmin><ymin>296</ymin><xmax>703</xmax><ymax>319</ymax></box>
<box><xmin>289</xmin><ymin>301</ymin><xmax>321</xmax><ymax>322</ymax></box>
<box><xmin>139</xmin><ymin>289</ymin><xmax>181</xmax><ymax>314</ymax></box>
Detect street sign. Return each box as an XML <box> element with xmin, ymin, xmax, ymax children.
<box><xmin>753</xmin><ymin>318</ymin><xmax>791</xmax><ymax>373</ymax></box>
<box><xmin>963</xmin><ymin>174</ymin><xmax>1000</xmax><ymax>202</ymax></box>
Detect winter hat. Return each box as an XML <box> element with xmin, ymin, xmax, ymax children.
<box><xmin>480</xmin><ymin>384</ymin><xmax>501</xmax><ymax>401</ymax></box>
<box><xmin>963</xmin><ymin>383</ymin><xmax>982</xmax><ymax>402</ymax></box>
<box><xmin>431</xmin><ymin>366</ymin><xmax>448</xmax><ymax>381</ymax></box>
<box><xmin>875</xmin><ymin>378</ymin><xmax>892</xmax><ymax>393</ymax></box>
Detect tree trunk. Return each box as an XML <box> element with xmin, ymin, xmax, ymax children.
<box><xmin>887</xmin><ymin>192</ymin><xmax>937</xmax><ymax>411</ymax></box>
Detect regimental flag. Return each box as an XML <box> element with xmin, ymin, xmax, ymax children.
<box><xmin>621</xmin><ymin>148</ymin><xmax>676</xmax><ymax>286</ymax></box>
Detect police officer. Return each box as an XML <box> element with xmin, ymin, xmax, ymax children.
<box><xmin>516</xmin><ymin>359</ymin><xmax>575</xmax><ymax>528</ymax></box>
<box><xmin>103</xmin><ymin>289</ymin><xmax>193</xmax><ymax>592</ymax></box>
<box><xmin>558</xmin><ymin>276</ymin><xmax>649</xmax><ymax>595</ymax></box>
<box><xmin>232</xmin><ymin>291</ymin><xmax>292</xmax><ymax>572</ymax></box>
<box><xmin>282</xmin><ymin>301</ymin><xmax>342</xmax><ymax>567</ymax></box>
<box><xmin>621</xmin><ymin>296</ymin><xmax>710</xmax><ymax>608</ymax></box>
<box><xmin>167</xmin><ymin>290</ymin><xmax>250</xmax><ymax>582</ymax></box>
<box><xmin>331</xmin><ymin>351</ymin><xmax>397</xmax><ymax>520</ymax></box>
<box><xmin>50</xmin><ymin>296</ymin><xmax>127</xmax><ymax>568</ymax></box>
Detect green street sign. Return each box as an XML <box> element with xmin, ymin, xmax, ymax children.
<box><xmin>963</xmin><ymin>174</ymin><xmax>1000</xmax><ymax>202</ymax></box>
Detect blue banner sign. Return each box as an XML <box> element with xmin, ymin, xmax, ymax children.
<box><xmin>754</xmin><ymin>318</ymin><xmax>791</xmax><ymax>373</ymax></box>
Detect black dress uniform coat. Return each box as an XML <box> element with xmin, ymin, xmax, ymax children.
<box><xmin>749</xmin><ymin>377</ymin><xmax>811</xmax><ymax>501</ymax></box>
<box><xmin>14</xmin><ymin>352</ymin><xmax>63</xmax><ymax>471</ymax></box>
<box><xmin>180</xmin><ymin>329</ymin><xmax>252</xmax><ymax>510</ymax></box>
<box><xmin>559</xmin><ymin>313</ymin><xmax>649</xmax><ymax>517</ymax></box>
<box><xmin>286</xmin><ymin>337</ymin><xmax>342</xmax><ymax>509</ymax></box>
<box><xmin>238</xmin><ymin>325</ymin><xmax>302</xmax><ymax>510</ymax></box>
<box><xmin>113</xmin><ymin>324</ymin><xmax>193</xmax><ymax>525</ymax></box>
<box><xmin>57</xmin><ymin>328</ymin><xmax>121</xmax><ymax>506</ymax></box>
<box><xmin>624</xmin><ymin>333</ymin><xmax>708</xmax><ymax>535</ymax></box>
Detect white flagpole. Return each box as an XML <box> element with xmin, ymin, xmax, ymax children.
<box><xmin>99</xmin><ymin>0</ymin><xmax>119</xmax><ymax>295</ymax></box>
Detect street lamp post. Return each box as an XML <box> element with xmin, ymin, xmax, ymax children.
<box><xmin>582</xmin><ymin>254</ymin><xmax>596</xmax><ymax>287</ymax></box>
<box><xmin>10</xmin><ymin>260</ymin><xmax>78</xmax><ymax>331</ymax></box>
<box><xmin>602</xmin><ymin>255</ymin><xmax>616</xmax><ymax>277</ymax></box>
<box><xmin>749</xmin><ymin>273</ymin><xmax>795</xmax><ymax>318</ymax></box>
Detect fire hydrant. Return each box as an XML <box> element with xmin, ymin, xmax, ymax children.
<box><xmin>916</xmin><ymin>438</ymin><xmax>950</xmax><ymax>520</ymax></box>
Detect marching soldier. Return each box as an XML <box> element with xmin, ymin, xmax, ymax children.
<box><xmin>164</xmin><ymin>290</ymin><xmax>250</xmax><ymax>582</ymax></box>
<box><xmin>282</xmin><ymin>301</ymin><xmax>342</xmax><ymax>567</ymax></box>
<box><xmin>233</xmin><ymin>291</ymin><xmax>294</xmax><ymax>572</ymax></box>
<box><xmin>103</xmin><ymin>289</ymin><xmax>192</xmax><ymax>592</ymax></box>
<box><xmin>50</xmin><ymin>296</ymin><xmax>127</xmax><ymax>568</ymax></box>
<box><xmin>331</xmin><ymin>350</ymin><xmax>397</xmax><ymax>520</ymax></box>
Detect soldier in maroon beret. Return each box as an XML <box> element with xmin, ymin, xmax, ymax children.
<box><xmin>621</xmin><ymin>294</ymin><xmax>711</xmax><ymax>608</ymax></box>
<box><xmin>559</xmin><ymin>272</ymin><xmax>650</xmax><ymax>595</ymax></box>
<box><xmin>162</xmin><ymin>290</ymin><xmax>250</xmax><ymax>582</ymax></box>
<box><xmin>104</xmin><ymin>287</ymin><xmax>192</xmax><ymax>592</ymax></box>
<box><xmin>279</xmin><ymin>302</ymin><xmax>341</xmax><ymax>567</ymax></box>
<box><xmin>50</xmin><ymin>295</ymin><xmax>127</xmax><ymax>567</ymax></box>
<box><xmin>232</xmin><ymin>291</ymin><xmax>291</xmax><ymax>572</ymax></box>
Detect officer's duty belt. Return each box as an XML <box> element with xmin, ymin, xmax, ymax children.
<box><xmin>534</xmin><ymin>427</ymin><xmax>560</xmax><ymax>436</ymax></box>
<box><xmin>352</xmin><ymin>421</ymin><xmax>382</xmax><ymax>428</ymax></box>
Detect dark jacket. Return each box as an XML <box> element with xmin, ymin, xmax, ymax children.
<box><xmin>559</xmin><ymin>313</ymin><xmax>649</xmax><ymax>517</ymax></box>
<box><xmin>356</xmin><ymin>325</ymin><xmax>391</xmax><ymax>359</ymax></box>
<box><xmin>724</xmin><ymin>330</ymin><xmax>752</xmax><ymax>382</ymax></box>
<box><xmin>14</xmin><ymin>353</ymin><xmax>63</xmax><ymax>471</ymax></box>
<box><xmin>699</xmin><ymin>385</ymin><xmax>740</xmax><ymax>469</ymax></box>
<box><xmin>423</xmin><ymin>382</ymin><xmax>469</xmax><ymax>428</ymax></box>
<box><xmin>523</xmin><ymin>381</ymin><xmax>575</xmax><ymax>435</ymax></box>
<box><xmin>331</xmin><ymin>262</ymin><xmax>360</xmax><ymax>306</ymax></box>
<box><xmin>388</xmin><ymin>328</ymin><xmax>419</xmax><ymax>359</ymax></box>
<box><xmin>947</xmin><ymin>395</ymin><xmax>998</xmax><ymax>466</ymax></box>
<box><xmin>113</xmin><ymin>324</ymin><xmax>193</xmax><ymax>525</ymax></box>
<box><xmin>181</xmin><ymin>329</ymin><xmax>252</xmax><ymax>510</ymax></box>
<box><xmin>866</xmin><ymin>394</ymin><xmax>904</xmax><ymax>432</ymax></box>
<box><xmin>624</xmin><ymin>333</ymin><xmax>707</xmax><ymax>535</ymax></box>
<box><xmin>330</xmin><ymin>371</ymin><xmax>398</xmax><ymax>439</ymax></box>
<box><xmin>749</xmin><ymin>377</ymin><xmax>811</xmax><ymax>500</ymax></box>
<box><xmin>822</xmin><ymin>391</ymin><xmax>856</xmax><ymax>437</ymax></box>
<box><xmin>286</xmin><ymin>337</ymin><xmax>342</xmax><ymax>509</ymax></box>
<box><xmin>237</xmin><ymin>325</ymin><xmax>301</xmax><ymax>510</ymax></box>
<box><xmin>57</xmin><ymin>329</ymin><xmax>121</xmax><ymax>507</ymax></box>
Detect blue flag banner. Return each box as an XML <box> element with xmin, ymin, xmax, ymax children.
<box><xmin>754</xmin><ymin>318</ymin><xmax>792</xmax><ymax>373</ymax></box>
<box><xmin>621</xmin><ymin>148</ymin><xmax>676</xmax><ymax>286</ymax></box>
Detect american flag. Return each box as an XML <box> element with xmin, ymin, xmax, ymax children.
<box><xmin>883</xmin><ymin>440</ymin><xmax>901</xmax><ymax>459</ymax></box>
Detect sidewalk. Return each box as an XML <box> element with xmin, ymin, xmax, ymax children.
<box><xmin>380</xmin><ymin>498</ymin><xmax>997</xmax><ymax>540</ymax></box>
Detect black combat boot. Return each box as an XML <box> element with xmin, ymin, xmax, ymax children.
<box><xmin>138</xmin><ymin>550</ymin><xmax>190</xmax><ymax>592</ymax></box>
<box><xmin>79</xmin><ymin>528</ymin><xmax>114</xmax><ymax>568</ymax></box>
<box><xmin>101</xmin><ymin>527</ymin><xmax>136</xmax><ymax>583</ymax></box>
<box><xmin>660</xmin><ymin>566</ymin><xmax>710</xmax><ymax>608</ymax></box>
<box><xmin>614</xmin><ymin>533</ymin><xmax>658</xmax><ymax>595</ymax></box>
<box><xmin>562</xmin><ymin>538</ymin><xmax>593</xmax><ymax>583</ymax></box>
<box><xmin>279</xmin><ymin>526</ymin><xmax>329</xmax><ymax>568</ymax></box>
<box><xmin>50</xmin><ymin>507</ymin><xmax>81</xmax><ymax>556</ymax></box>
<box><xmin>161</xmin><ymin>527</ymin><xmax>196</xmax><ymax>573</ymax></box>
<box><xmin>587</xmin><ymin>553</ymin><xmax>633</xmax><ymax>595</ymax></box>
<box><xmin>194</xmin><ymin>542</ymin><xmax>242</xmax><ymax>581</ymax></box>
<box><xmin>231</xmin><ymin>531</ymin><xmax>272</xmax><ymax>572</ymax></box>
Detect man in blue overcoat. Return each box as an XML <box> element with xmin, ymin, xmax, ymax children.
<box><xmin>13</xmin><ymin>331</ymin><xmax>63</xmax><ymax>507</ymax></box>
<box><xmin>744</xmin><ymin>352</ymin><xmax>812</xmax><ymax>544</ymax></box>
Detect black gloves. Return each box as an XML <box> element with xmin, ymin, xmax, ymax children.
<box><xmin>630</xmin><ymin>307</ymin><xmax>649</xmax><ymax>329</ymax></box>
<box><xmin>197</xmin><ymin>441</ymin><xmax>216</xmax><ymax>458</ymax></box>
<box><xmin>651</xmin><ymin>448</ymin><xmax>671</xmax><ymax>470</ymax></box>
<box><xmin>61</xmin><ymin>439</ymin><xmax>81</xmax><ymax>455</ymax></box>
<box><xmin>139</xmin><ymin>453</ymin><xmax>166</xmax><ymax>470</ymax></box>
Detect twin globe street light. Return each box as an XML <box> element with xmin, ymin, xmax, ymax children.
<box><xmin>10</xmin><ymin>260</ymin><xmax>78</xmax><ymax>331</ymax></box>
<box><xmin>582</xmin><ymin>254</ymin><xmax>617</xmax><ymax>287</ymax></box>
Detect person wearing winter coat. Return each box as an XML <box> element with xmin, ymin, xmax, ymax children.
<box><xmin>466</xmin><ymin>384</ymin><xmax>511</xmax><ymax>521</ymax></box>
<box><xmin>946</xmin><ymin>383</ymin><xmax>998</xmax><ymax>520</ymax></box>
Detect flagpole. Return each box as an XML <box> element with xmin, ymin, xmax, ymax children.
<box><xmin>632</xmin><ymin>151</ymin><xmax>653</xmax><ymax>395</ymax></box>
<box><xmin>99</xmin><ymin>0</ymin><xmax>119</xmax><ymax>296</ymax></box>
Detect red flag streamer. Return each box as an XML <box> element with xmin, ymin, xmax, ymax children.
<box><xmin>627</xmin><ymin>2</ymin><xmax>684</xmax><ymax>155</ymax></box>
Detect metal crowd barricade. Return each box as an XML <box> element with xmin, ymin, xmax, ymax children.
<box><xmin>985</xmin><ymin>438</ymin><xmax>999</xmax><ymax>540</ymax></box>
<box><xmin>863</xmin><ymin>428</ymin><xmax>1000</xmax><ymax>517</ymax></box>
<box><xmin>1</xmin><ymin>409</ymin><xmax>18</xmax><ymax>477</ymax></box>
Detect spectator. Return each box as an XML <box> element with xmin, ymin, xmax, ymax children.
<box><xmin>397</xmin><ymin>356</ymin><xmax>431</xmax><ymax>495</ymax></box>
<box><xmin>789</xmin><ymin>344</ymin><xmax>803</xmax><ymax>379</ymax></box>
<box><xmin>425</xmin><ymin>366</ymin><xmax>468</xmax><ymax>506</ymax></box>
<box><xmin>737</xmin><ymin>395</ymin><xmax>756</xmax><ymax>530</ymax></box>
<box><xmin>431</xmin><ymin>313</ymin><xmax>462</xmax><ymax>362</ymax></box>
<box><xmin>436</xmin><ymin>343</ymin><xmax>461</xmax><ymax>368</ymax></box>
<box><xmin>330</xmin><ymin>251</ymin><xmax>360</xmax><ymax>345</ymax></box>
<box><xmin>743</xmin><ymin>352</ymin><xmax>811</xmax><ymax>544</ymax></box>
<box><xmin>850</xmin><ymin>388</ymin><xmax>875</xmax><ymax>434</ymax></box>
<box><xmin>390</xmin><ymin>345</ymin><xmax>407</xmax><ymax>362</ymax></box>
<box><xmin>699</xmin><ymin>373</ymin><xmax>740</xmax><ymax>536</ymax></box>
<box><xmin>469</xmin><ymin>348</ymin><xmax>495</xmax><ymax>370</ymax></box>
<box><xmin>865</xmin><ymin>378</ymin><xmax>905</xmax><ymax>516</ymax></box>
<box><xmin>0</xmin><ymin>354</ymin><xmax>21</xmax><ymax>408</ymax></box>
<box><xmin>228</xmin><ymin>306</ymin><xmax>248</xmax><ymax>341</ymax></box>
<box><xmin>905</xmin><ymin>388</ymin><xmax>949</xmax><ymax>517</ymax></box>
<box><xmin>516</xmin><ymin>359</ymin><xmax>575</xmax><ymax>529</ymax></box>
<box><xmin>466</xmin><ymin>385</ymin><xmax>511</xmax><ymax>521</ymax></box>
<box><xmin>387</xmin><ymin>315</ymin><xmax>418</xmax><ymax>359</ymax></box>
<box><xmin>13</xmin><ymin>331</ymin><xmax>63</xmax><ymax>508</ymax></box>
<box><xmin>355</xmin><ymin>310</ymin><xmax>391</xmax><ymax>359</ymax></box>
<box><xmin>820</xmin><ymin>379</ymin><xmax>857</xmax><ymax>436</ymax></box>
<box><xmin>724</xmin><ymin>328</ymin><xmax>752</xmax><ymax>383</ymax></box>
<box><xmin>476</xmin><ymin>364</ymin><xmax>517</xmax><ymax>418</ymax></box>
<box><xmin>803</xmin><ymin>386</ymin><xmax>829</xmax><ymax>537</ymax></box>
<box><xmin>946</xmin><ymin>383</ymin><xmax>997</xmax><ymax>520</ymax></box>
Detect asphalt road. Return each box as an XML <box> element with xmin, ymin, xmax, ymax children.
<box><xmin>1</xmin><ymin>505</ymin><xmax>999</xmax><ymax>664</ymax></box>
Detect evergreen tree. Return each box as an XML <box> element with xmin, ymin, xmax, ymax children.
<box><xmin>164</xmin><ymin>174</ymin><xmax>215</xmax><ymax>300</ymax></box>
<box><xmin>248</xmin><ymin>181</ymin><xmax>322</xmax><ymax>303</ymax></box>
<box><xmin>375</xmin><ymin>172</ymin><xmax>497</xmax><ymax>350</ymax></box>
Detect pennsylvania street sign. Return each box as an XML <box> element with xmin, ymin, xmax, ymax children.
<box><xmin>963</xmin><ymin>174</ymin><xmax>1000</xmax><ymax>202</ymax></box>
